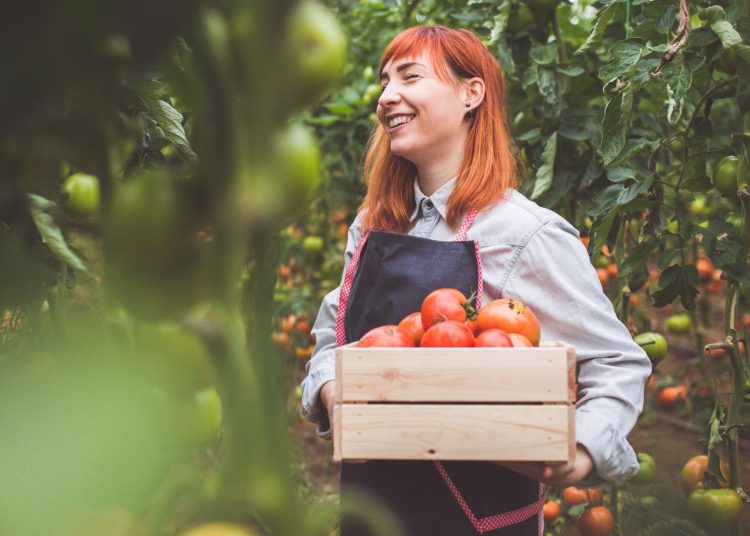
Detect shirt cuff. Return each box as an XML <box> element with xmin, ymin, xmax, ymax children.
<box><xmin>575</xmin><ymin>408</ymin><xmax>639</xmax><ymax>488</ymax></box>
<box><xmin>300</xmin><ymin>363</ymin><xmax>336</xmax><ymax>439</ymax></box>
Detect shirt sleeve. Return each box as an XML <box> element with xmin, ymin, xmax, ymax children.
<box><xmin>299</xmin><ymin>214</ymin><xmax>362</xmax><ymax>439</ymax></box>
<box><xmin>502</xmin><ymin>219</ymin><xmax>652</xmax><ymax>487</ymax></box>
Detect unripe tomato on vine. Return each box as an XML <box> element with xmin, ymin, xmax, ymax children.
<box><xmin>283</xmin><ymin>0</ymin><xmax>347</xmax><ymax>109</ymax></box>
<box><xmin>62</xmin><ymin>172</ymin><xmax>100</xmax><ymax>217</ymax></box>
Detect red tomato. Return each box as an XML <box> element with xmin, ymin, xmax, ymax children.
<box><xmin>475</xmin><ymin>328</ymin><xmax>512</xmax><ymax>347</ymax></box>
<box><xmin>421</xmin><ymin>288</ymin><xmax>473</xmax><ymax>329</ymax></box>
<box><xmin>421</xmin><ymin>320</ymin><xmax>475</xmax><ymax>347</ymax></box>
<box><xmin>398</xmin><ymin>312</ymin><xmax>424</xmax><ymax>346</ymax></box>
<box><xmin>465</xmin><ymin>317</ymin><xmax>480</xmax><ymax>335</ymax></box>
<box><xmin>475</xmin><ymin>298</ymin><xmax>540</xmax><ymax>346</ymax></box>
<box><xmin>508</xmin><ymin>333</ymin><xmax>533</xmax><ymax>347</ymax></box>
<box><xmin>357</xmin><ymin>325</ymin><xmax>415</xmax><ymax>347</ymax></box>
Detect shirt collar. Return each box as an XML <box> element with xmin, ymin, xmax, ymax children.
<box><xmin>409</xmin><ymin>176</ymin><xmax>457</xmax><ymax>222</ymax></box>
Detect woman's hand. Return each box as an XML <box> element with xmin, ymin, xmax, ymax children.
<box><xmin>319</xmin><ymin>381</ymin><xmax>336</xmax><ymax>439</ymax></box>
<box><xmin>498</xmin><ymin>444</ymin><xmax>594</xmax><ymax>487</ymax></box>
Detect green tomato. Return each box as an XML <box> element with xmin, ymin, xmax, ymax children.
<box><xmin>713</xmin><ymin>155</ymin><xmax>739</xmax><ymax>200</ymax></box>
<box><xmin>285</xmin><ymin>1</ymin><xmax>347</xmax><ymax>108</ymax></box>
<box><xmin>273</xmin><ymin>121</ymin><xmax>321</xmax><ymax>215</ymax></box>
<box><xmin>634</xmin><ymin>332</ymin><xmax>668</xmax><ymax>365</ymax></box>
<box><xmin>174</xmin><ymin>387</ymin><xmax>223</xmax><ymax>447</ymax></box>
<box><xmin>363</xmin><ymin>83</ymin><xmax>382</xmax><ymax>104</ymax></box>
<box><xmin>62</xmin><ymin>173</ymin><xmax>100</xmax><ymax>217</ymax></box>
<box><xmin>593</xmin><ymin>255</ymin><xmax>610</xmax><ymax>269</ymax></box>
<box><xmin>690</xmin><ymin>194</ymin><xmax>713</xmax><ymax>218</ymax></box>
<box><xmin>138</xmin><ymin>323</ymin><xmax>216</xmax><ymax>398</ymax></box>
<box><xmin>302</xmin><ymin>235</ymin><xmax>324</xmax><ymax>253</ymax></box>
<box><xmin>666</xmin><ymin>312</ymin><xmax>692</xmax><ymax>335</ymax></box>
<box><xmin>507</xmin><ymin>4</ymin><xmax>534</xmax><ymax>33</ymax></box>
<box><xmin>630</xmin><ymin>452</ymin><xmax>656</xmax><ymax>485</ymax></box>
<box><xmin>688</xmin><ymin>489</ymin><xmax>742</xmax><ymax>532</ymax></box>
<box><xmin>640</xmin><ymin>495</ymin><xmax>658</xmax><ymax>507</ymax></box>
<box><xmin>363</xmin><ymin>65</ymin><xmax>375</xmax><ymax>81</ymax></box>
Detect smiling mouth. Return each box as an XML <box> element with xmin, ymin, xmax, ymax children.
<box><xmin>387</xmin><ymin>115</ymin><xmax>415</xmax><ymax>129</ymax></box>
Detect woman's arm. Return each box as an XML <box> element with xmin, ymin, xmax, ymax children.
<box><xmin>300</xmin><ymin>215</ymin><xmax>362</xmax><ymax>439</ymax></box>
<box><xmin>498</xmin><ymin>219</ymin><xmax>652</xmax><ymax>487</ymax></box>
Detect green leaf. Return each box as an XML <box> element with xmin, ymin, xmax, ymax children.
<box><xmin>686</xmin><ymin>27</ymin><xmax>720</xmax><ymax>48</ymax></box>
<box><xmin>711</xmin><ymin>21</ymin><xmax>742</xmax><ymax>49</ymax></box>
<box><xmin>589</xmin><ymin>184</ymin><xmax>623</xmax><ymax>217</ymax></box>
<box><xmin>531</xmin><ymin>132</ymin><xmax>557</xmax><ymax>200</ymax></box>
<box><xmin>648</xmin><ymin>264</ymin><xmax>699</xmax><ymax>310</ymax></box>
<box><xmin>588</xmin><ymin>210</ymin><xmax>616</xmax><ymax>259</ymax></box>
<box><xmin>530</xmin><ymin>43</ymin><xmax>558</xmax><ymax>66</ymax></box>
<box><xmin>567</xmin><ymin>503</ymin><xmax>587</xmax><ymax>519</ymax></box>
<box><xmin>488</xmin><ymin>2</ymin><xmax>511</xmax><ymax>46</ymax></box>
<box><xmin>707</xmin><ymin>403</ymin><xmax>725</xmax><ymax>451</ymax></box>
<box><xmin>600</xmin><ymin>91</ymin><xmax>633</xmax><ymax>165</ymax></box>
<box><xmin>607</xmin><ymin>138</ymin><xmax>655</xmax><ymax>168</ymax></box>
<box><xmin>598</xmin><ymin>39</ymin><xmax>645</xmax><ymax>82</ymax></box>
<box><xmin>606</xmin><ymin>167</ymin><xmax>636</xmax><ymax>183</ymax></box>
<box><xmin>147</xmin><ymin>99</ymin><xmax>197</xmax><ymax>161</ymax></box>
<box><xmin>661</xmin><ymin>60</ymin><xmax>698</xmax><ymax>125</ymax></box>
<box><xmin>656</xmin><ymin>4</ymin><xmax>677</xmax><ymax>34</ymax></box>
<box><xmin>324</xmin><ymin>103</ymin><xmax>355</xmax><ymax>115</ymax></box>
<box><xmin>27</xmin><ymin>194</ymin><xmax>89</xmax><ymax>275</ymax></box>
<box><xmin>619</xmin><ymin>237</ymin><xmax>658</xmax><ymax>278</ymax></box>
<box><xmin>558</xmin><ymin>66</ymin><xmax>585</xmax><ymax>77</ymax></box>
<box><xmin>575</xmin><ymin>1</ymin><xmax>620</xmax><ymax>55</ymax></box>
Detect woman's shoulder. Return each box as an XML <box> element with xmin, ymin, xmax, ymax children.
<box><xmin>471</xmin><ymin>189</ymin><xmax>579</xmax><ymax>246</ymax></box>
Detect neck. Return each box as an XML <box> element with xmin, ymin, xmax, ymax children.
<box><xmin>413</xmin><ymin>131</ymin><xmax>468</xmax><ymax>196</ymax></box>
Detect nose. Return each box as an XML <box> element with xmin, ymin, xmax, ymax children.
<box><xmin>377</xmin><ymin>84</ymin><xmax>401</xmax><ymax>109</ymax></box>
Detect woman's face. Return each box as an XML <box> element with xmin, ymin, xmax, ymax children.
<box><xmin>376</xmin><ymin>54</ymin><xmax>469</xmax><ymax>164</ymax></box>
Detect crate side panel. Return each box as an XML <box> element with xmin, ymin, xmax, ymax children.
<box><xmin>339</xmin><ymin>347</ymin><xmax>569</xmax><ymax>402</ymax></box>
<box><xmin>339</xmin><ymin>403</ymin><xmax>571</xmax><ymax>462</ymax></box>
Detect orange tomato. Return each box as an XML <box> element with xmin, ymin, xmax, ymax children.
<box><xmin>607</xmin><ymin>262</ymin><xmax>618</xmax><ymax>278</ymax></box>
<box><xmin>562</xmin><ymin>486</ymin><xmax>604</xmax><ymax>507</ymax></box>
<box><xmin>543</xmin><ymin>500</ymin><xmax>560</xmax><ymax>522</ymax></box>
<box><xmin>596</xmin><ymin>267</ymin><xmax>609</xmax><ymax>285</ymax></box>
<box><xmin>577</xmin><ymin>505</ymin><xmax>614</xmax><ymax>536</ymax></box>
<box><xmin>655</xmin><ymin>385</ymin><xmax>688</xmax><ymax>408</ymax></box>
<box><xmin>696</xmin><ymin>257</ymin><xmax>714</xmax><ymax>282</ymax></box>
<box><xmin>680</xmin><ymin>454</ymin><xmax>729</xmax><ymax>495</ymax></box>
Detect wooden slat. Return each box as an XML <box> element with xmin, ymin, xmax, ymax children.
<box><xmin>335</xmin><ymin>403</ymin><xmax>573</xmax><ymax>462</ymax></box>
<box><xmin>336</xmin><ymin>344</ymin><xmax>573</xmax><ymax>403</ymax></box>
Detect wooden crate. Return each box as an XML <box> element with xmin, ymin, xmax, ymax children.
<box><xmin>333</xmin><ymin>342</ymin><xmax>575</xmax><ymax>464</ymax></box>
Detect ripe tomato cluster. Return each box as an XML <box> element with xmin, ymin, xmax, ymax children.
<box><xmin>357</xmin><ymin>288</ymin><xmax>541</xmax><ymax>348</ymax></box>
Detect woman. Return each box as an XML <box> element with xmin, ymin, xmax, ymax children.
<box><xmin>301</xmin><ymin>26</ymin><xmax>651</xmax><ymax>535</ymax></box>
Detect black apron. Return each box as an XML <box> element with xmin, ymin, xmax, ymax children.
<box><xmin>336</xmin><ymin>215</ymin><xmax>544</xmax><ymax>536</ymax></box>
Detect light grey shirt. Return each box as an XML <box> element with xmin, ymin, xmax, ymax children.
<box><xmin>300</xmin><ymin>177</ymin><xmax>652</xmax><ymax>487</ymax></box>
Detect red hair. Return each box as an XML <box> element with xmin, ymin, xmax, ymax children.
<box><xmin>360</xmin><ymin>26</ymin><xmax>518</xmax><ymax>233</ymax></box>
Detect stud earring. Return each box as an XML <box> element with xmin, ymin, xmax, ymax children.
<box><xmin>465</xmin><ymin>102</ymin><xmax>471</xmax><ymax>107</ymax></box>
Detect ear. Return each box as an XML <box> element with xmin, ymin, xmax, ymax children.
<box><xmin>463</xmin><ymin>77</ymin><xmax>485</xmax><ymax>115</ymax></box>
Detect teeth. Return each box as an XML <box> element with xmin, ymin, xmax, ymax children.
<box><xmin>388</xmin><ymin>115</ymin><xmax>414</xmax><ymax>128</ymax></box>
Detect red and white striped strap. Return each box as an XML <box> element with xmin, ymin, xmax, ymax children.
<box><xmin>335</xmin><ymin>229</ymin><xmax>371</xmax><ymax>347</ymax></box>
<box><xmin>434</xmin><ymin>461</ymin><xmax>546</xmax><ymax>534</ymax></box>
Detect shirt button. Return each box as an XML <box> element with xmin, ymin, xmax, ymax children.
<box><xmin>424</xmin><ymin>200</ymin><xmax>434</xmax><ymax>210</ymax></box>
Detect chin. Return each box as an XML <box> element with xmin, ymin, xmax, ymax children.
<box><xmin>389</xmin><ymin>140</ymin><xmax>419</xmax><ymax>161</ymax></box>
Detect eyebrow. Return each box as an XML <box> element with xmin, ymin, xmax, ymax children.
<box><xmin>379</xmin><ymin>61</ymin><xmax>425</xmax><ymax>81</ymax></box>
